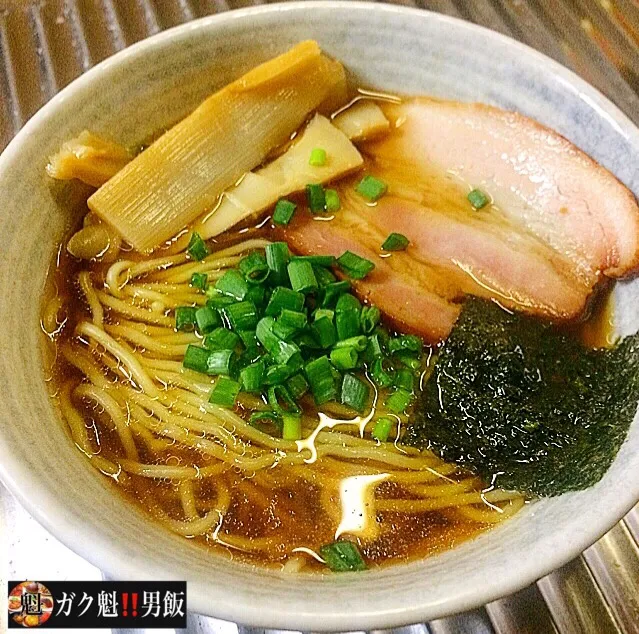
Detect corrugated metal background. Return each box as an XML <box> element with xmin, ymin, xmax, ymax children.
<box><xmin>1</xmin><ymin>1</ymin><xmax>639</xmax><ymax>632</ymax></box>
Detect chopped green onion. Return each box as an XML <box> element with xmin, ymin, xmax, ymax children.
<box><xmin>364</xmin><ymin>334</ymin><xmax>385</xmax><ymax>361</ymax></box>
<box><xmin>195</xmin><ymin>306</ymin><xmax>221</xmax><ymax>334</ymax></box>
<box><xmin>187</xmin><ymin>232</ymin><xmax>209</xmax><ymax>260</ymax></box>
<box><xmin>372</xmin><ymin>417</ymin><xmax>393</xmax><ymax>443</ymax></box>
<box><xmin>371</xmin><ymin>357</ymin><xmax>394</xmax><ymax>387</ymax></box>
<box><xmin>330</xmin><ymin>346</ymin><xmax>358</xmax><ymax>370</ymax></box>
<box><xmin>313</xmin><ymin>308</ymin><xmax>334</xmax><ymax>322</ymax></box>
<box><xmin>306</xmin><ymin>183</ymin><xmax>326</xmax><ymax>213</ymax></box>
<box><xmin>265</xmin><ymin>242</ymin><xmax>290</xmax><ymax>285</ymax></box>
<box><xmin>314</xmin><ymin>264</ymin><xmax>337</xmax><ymax>287</ymax></box>
<box><xmin>272</xmin><ymin>199</ymin><xmax>297</xmax><ymax>226</ymax></box>
<box><xmin>355</xmin><ymin>175</ymin><xmax>387</xmax><ymax>202</ymax></box>
<box><xmin>206</xmin><ymin>349</ymin><xmax>235</xmax><ymax>376</ymax></box>
<box><xmin>279</xmin><ymin>309</ymin><xmax>308</xmax><ymax>330</ymax></box>
<box><xmin>272</xmin><ymin>320</ymin><xmax>298</xmax><ymax>341</ymax></box>
<box><xmin>325</xmin><ymin>188</ymin><xmax>341</xmax><ymax>212</ymax></box>
<box><xmin>204</xmin><ymin>327</ymin><xmax>240</xmax><ymax>351</ymax></box>
<box><xmin>209</xmin><ymin>376</ymin><xmax>240</xmax><ymax>408</ymax></box>
<box><xmin>265</xmin><ymin>286</ymin><xmax>305</xmax><ymax>317</ymax></box>
<box><xmin>287</xmin><ymin>259</ymin><xmax>318</xmax><ymax>294</ymax></box>
<box><xmin>309</xmin><ymin>147</ymin><xmax>327</xmax><ymax>167</ymax></box>
<box><xmin>267</xmin><ymin>384</ymin><xmax>300</xmax><ymax>414</ymax></box>
<box><xmin>249</xmin><ymin>409</ymin><xmax>281</xmax><ymax>428</ymax></box>
<box><xmin>265</xmin><ymin>363</ymin><xmax>295</xmax><ymax>385</ymax></box>
<box><xmin>311</xmin><ymin>316</ymin><xmax>337</xmax><ymax>349</ymax></box>
<box><xmin>287</xmin><ymin>373</ymin><xmax>309</xmax><ymax>400</ymax></box>
<box><xmin>223</xmin><ymin>300</ymin><xmax>258</xmax><ymax>331</ymax></box>
<box><xmin>238</xmin><ymin>329</ymin><xmax>259</xmax><ymax>350</ymax></box>
<box><xmin>205</xmin><ymin>291</ymin><xmax>236</xmax><ymax>309</ymax></box>
<box><xmin>239</xmin><ymin>252</ymin><xmax>270</xmax><ymax>284</ymax></box>
<box><xmin>190</xmin><ymin>272</ymin><xmax>208</xmax><ymax>291</ymax></box>
<box><xmin>321</xmin><ymin>280</ymin><xmax>351</xmax><ymax>307</ymax></box>
<box><xmin>381</xmin><ymin>232</ymin><xmax>409</xmax><ymax>251</ymax></box>
<box><xmin>395</xmin><ymin>352</ymin><xmax>422</xmax><ymax>371</ymax></box>
<box><xmin>305</xmin><ymin>356</ymin><xmax>338</xmax><ymax>405</ymax></box>
<box><xmin>246</xmin><ymin>284</ymin><xmax>267</xmax><ymax>308</ymax></box>
<box><xmin>256</xmin><ymin>317</ymin><xmax>280</xmax><ymax>352</ymax></box>
<box><xmin>337</xmin><ymin>251</ymin><xmax>375</xmax><ymax>280</ymax></box>
<box><xmin>272</xmin><ymin>339</ymin><xmax>303</xmax><ymax>368</ymax></box>
<box><xmin>394</xmin><ymin>368</ymin><xmax>414</xmax><ymax>393</ymax></box>
<box><xmin>336</xmin><ymin>293</ymin><xmax>361</xmax><ymax>341</ymax></box>
<box><xmin>388</xmin><ymin>335</ymin><xmax>423</xmax><ymax>355</ymax></box>
<box><xmin>182</xmin><ymin>345</ymin><xmax>210</xmax><ymax>374</ymax></box>
<box><xmin>361</xmin><ymin>306</ymin><xmax>381</xmax><ymax>334</ymax></box>
<box><xmin>291</xmin><ymin>255</ymin><xmax>336</xmax><ymax>267</ymax></box>
<box><xmin>282</xmin><ymin>413</ymin><xmax>302</xmax><ymax>440</ymax></box>
<box><xmin>341</xmin><ymin>373</ymin><xmax>369</xmax><ymax>412</ymax></box>
<box><xmin>335</xmin><ymin>335</ymin><xmax>368</xmax><ymax>351</ymax></box>
<box><xmin>385</xmin><ymin>389</ymin><xmax>413</xmax><ymax>414</ymax></box>
<box><xmin>319</xmin><ymin>541</ymin><xmax>367</xmax><ymax>572</ymax></box>
<box><xmin>240</xmin><ymin>359</ymin><xmax>265</xmax><ymax>392</ymax></box>
<box><xmin>215</xmin><ymin>269</ymin><xmax>248</xmax><ymax>301</ymax></box>
<box><xmin>175</xmin><ymin>306</ymin><xmax>198</xmax><ymax>332</ymax></box>
<box><xmin>468</xmin><ymin>188</ymin><xmax>490</xmax><ymax>209</ymax></box>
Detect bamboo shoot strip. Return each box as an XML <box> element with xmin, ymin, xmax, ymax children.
<box><xmin>88</xmin><ymin>41</ymin><xmax>347</xmax><ymax>252</ymax></box>
<box><xmin>196</xmin><ymin>114</ymin><xmax>363</xmax><ymax>239</ymax></box>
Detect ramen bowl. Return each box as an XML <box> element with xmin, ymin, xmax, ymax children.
<box><xmin>1</xmin><ymin>2</ymin><xmax>639</xmax><ymax>629</ymax></box>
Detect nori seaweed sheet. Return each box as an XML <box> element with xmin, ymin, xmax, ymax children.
<box><xmin>406</xmin><ymin>298</ymin><xmax>639</xmax><ymax>496</ymax></box>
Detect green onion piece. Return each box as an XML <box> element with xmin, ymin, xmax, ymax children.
<box><xmin>396</xmin><ymin>352</ymin><xmax>422</xmax><ymax>371</ymax></box>
<box><xmin>240</xmin><ymin>359</ymin><xmax>265</xmax><ymax>392</ymax></box>
<box><xmin>364</xmin><ymin>333</ymin><xmax>385</xmax><ymax>361</ymax></box>
<box><xmin>306</xmin><ymin>183</ymin><xmax>326</xmax><ymax>213</ymax></box>
<box><xmin>272</xmin><ymin>339</ymin><xmax>303</xmax><ymax>368</ymax></box>
<box><xmin>182</xmin><ymin>345</ymin><xmax>210</xmax><ymax>373</ymax></box>
<box><xmin>287</xmin><ymin>373</ymin><xmax>309</xmax><ymax>400</ymax></box>
<box><xmin>282</xmin><ymin>413</ymin><xmax>302</xmax><ymax>440</ymax></box>
<box><xmin>256</xmin><ymin>317</ymin><xmax>280</xmax><ymax>352</ymax></box>
<box><xmin>360</xmin><ymin>306</ymin><xmax>381</xmax><ymax>334</ymax></box>
<box><xmin>309</xmin><ymin>147</ymin><xmax>327</xmax><ymax>167</ymax></box>
<box><xmin>265</xmin><ymin>363</ymin><xmax>296</xmax><ymax>385</ymax></box>
<box><xmin>335</xmin><ymin>335</ymin><xmax>368</xmax><ymax>352</ymax></box>
<box><xmin>319</xmin><ymin>541</ymin><xmax>367</xmax><ymax>572</ymax></box>
<box><xmin>385</xmin><ymin>389</ymin><xmax>413</xmax><ymax>414</ymax></box>
<box><xmin>394</xmin><ymin>368</ymin><xmax>414</xmax><ymax>392</ymax></box>
<box><xmin>215</xmin><ymin>269</ymin><xmax>248</xmax><ymax>301</ymax></box>
<box><xmin>314</xmin><ymin>308</ymin><xmax>334</xmax><ymax>322</ymax></box>
<box><xmin>206</xmin><ymin>349</ymin><xmax>235</xmax><ymax>376</ymax></box>
<box><xmin>249</xmin><ymin>409</ymin><xmax>281</xmax><ymax>428</ymax></box>
<box><xmin>312</xmin><ymin>316</ymin><xmax>337</xmax><ymax>349</ymax></box>
<box><xmin>388</xmin><ymin>335</ymin><xmax>423</xmax><ymax>355</ymax></box>
<box><xmin>175</xmin><ymin>306</ymin><xmax>198</xmax><ymax>332</ymax></box>
<box><xmin>265</xmin><ymin>286</ymin><xmax>305</xmax><ymax>317</ymax></box>
<box><xmin>371</xmin><ymin>357</ymin><xmax>394</xmax><ymax>388</ymax></box>
<box><xmin>272</xmin><ymin>199</ymin><xmax>297</xmax><ymax>226</ymax></box>
<box><xmin>209</xmin><ymin>376</ymin><xmax>240</xmax><ymax>408</ymax></box>
<box><xmin>237</xmin><ymin>347</ymin><xmax>262</xmax><ymax>370</ymax></box>
<box><xmin>321</xmin><ymin>280</ymin><xmax>351</xmax><ymax>308</ymax></box>
<box><xmin>272</xmin><ymin>320</ymin><xmax>298</xmax><ymax>342</ymax></box>
<box><xmin>187</xmin><ymin>232</ymin><xmax>209</xmax><ymax>261</ymax></box>
<box><xmin>381</xmin><ymin>232</ymin><xmax>409</xmax><ymax>251</ymax></box>
<box><xmin>205</xmin><ymin>291</ymin><xmax>236</xmax><ymax>309</ymax></box>
<box><xmin>190</xmin><ymin>272</ymin><xmax>208</xmax><ymax>291</ymax></box>
<box><xmin>296</xmin><ymin>332</ymin><xmax>322</xmax><ymax>351</ymax></box>
<box><xmin>314</xmin><ymin>264</ymin><xmax>337</xmax><ymax>287</ymax></box>
<box><xmin>265</xmin><ymin>242</ymin><xmax>290</xmax><ymax>285</ymax></box>
<box><xmin>325</xmin><ymin>188</ymin><xmax>341</xmax><ymax>212</ymax></box>
<box><xmin>372</xmin><ymin>417</ymin><xmax>393</xmax><ymax>443</ymax></box>
<box><xmin>267</xmin><ymin>384</ymin><xmax>301</xmax><ymax>414</ymax></box>
<box><xmin>335</xmin><ymin>295</ymin><xmax>361</xmax><ymax>341</ymax></box>
<box><xmin>204</xmin><ymin>327</ymin><xmax>240</xmax><ymax>351</ymax></box>
<box><xmin>341</xmin><ymin>373</ymin><xmax>369</xmax><ymax>412</ymax></box>
<box><xmin>355</xmin><ymin>174</ymin><xmax>388</xmax><ymax>202</ymax></box>
<box><xmin>291</xmin><ymin>255</ymin><xmax>336</xmax><ymax>267</ymax></box>
<box><xmin>279</xmin><ymin>308</ymin><xmax>308</xmax><ymax>330</ymax></box>
<box><xmin>195</xmin><ymin>306</ymin><xmax>221</xmax><ymax>334</ymax></box>
<box><xmin>246</xmin><ymin>284</ymin><xmax>267</xmax><ymax>308</ymax></box>
<box><xmin>223</xmin><ymin>300</ymin><xmax>258</xmax><ymax>331</ymax></box>
<box><xmin>330</xmin><ymin>346</ymin><xmax>358</xmax><ymax>370</ymax></box>
<box><xmin>305</xmin><ymin>356</ymin><xmax>338</xmax><ymax>405</ymax></box>
<box><xmin>337</xmin><ymin>251</ymin><xmax>375</xmax><ymax>280</ymax></box>
<box><xmin>467</xmin><ymin>188</ymin><xmax>490</xmax><ymax>209</ymax></box>
<box><xmin>238</xmin><ymin>329</ymin><xmax>259</xmax><ymax>350</ymax></box>
<box><xmin>239</xmin><ymin>252</ymin><xmax>270</xmax><ymax>284</ymax></box>
<box><xmin>287</xmin><ymin>259</ymin><xmax>318</xmax><ymax>294</ymax></box>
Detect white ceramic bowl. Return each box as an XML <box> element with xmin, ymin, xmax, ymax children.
<box><xmin>1</xmin><ymin>2</ymin><xmax>639</xmax><ymax>629</ymax></box>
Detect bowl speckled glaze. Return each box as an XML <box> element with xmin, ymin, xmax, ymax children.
<box><xmin>1</xmin><ymin>2</ymin><xmax>639</xmax><ymax>629</ymax></box>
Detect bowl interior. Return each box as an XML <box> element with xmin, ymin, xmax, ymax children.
<box><xmin>1</xmin><ymin>3</ymin><xmax>639</xmax><ymax>630</ymax></box>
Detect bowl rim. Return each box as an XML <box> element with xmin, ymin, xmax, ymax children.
<box><xmin>1</xmin><ymin>1</ymin><xmax>639</xmax><ymax>629</ymax></box>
